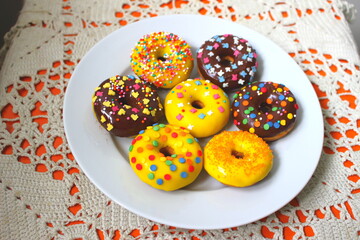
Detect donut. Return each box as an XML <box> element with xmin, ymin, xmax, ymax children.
<box><xmin>164</xmin><ymin>79</ymin><xmax>230</xmax><ymax>138</ymax></box>
<box><xmin>128</xmin><ymin>124</ymin><xmax>203</xmax><ymax>191</ymax></box>
<box><xmin>197</xmin><ymin>34</ymin><xmax>258</xmax><ymax>91</ymax></box>
<box><xmin>232</xmin><ymin>81</ymin><xmax>299</xmax><ymax>141</ymax></box>
<box><xmin>130</xmin><ymin>32</ymin><xmax>194</xmax><ymax>89</ymax></box>
<box><xmin>92</xmin><ymin>75</ymin><xmax>164</xmax><ymax>137</ymax></box>
<box><xmin>204</xmin><ymin>131</ymin><xmax>273</xmax><ymax>187</ymax></box>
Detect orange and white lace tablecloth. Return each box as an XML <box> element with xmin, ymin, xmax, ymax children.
<box><xmin>1</xmin><ymin>0</ymin><xmax>360</xmax><ymax>239</ymax></box>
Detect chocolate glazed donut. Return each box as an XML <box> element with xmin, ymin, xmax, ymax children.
<box><xmin>92</xmin><ymin>75</ymin><xmax>164</xmax><ymax>137</ymax></box>
<box><xmin>232</xmin><ymin>81</ymin><xmax>299</xmax><ymax>141</ymax></box>
<box><xmin>197</xmin><ymin>34</ymin><xmax>258</xmax><ymax>91</ymax></box>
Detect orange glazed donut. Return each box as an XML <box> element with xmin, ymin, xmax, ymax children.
<box><xmin>204</xmin><ymin>131</ymin><xmax>273</xmax><ymax>187</ymax></box>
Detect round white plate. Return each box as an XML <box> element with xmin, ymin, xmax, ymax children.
<box><xmin>63</xmin><ymin>15</ymin><xmax>324</xmax><ymax>230</ymax></box>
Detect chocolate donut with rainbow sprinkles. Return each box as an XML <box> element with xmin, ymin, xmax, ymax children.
<box><xmin>231</xmin><ymin>81</ymin><xmax>299</xmax><ymax>141</ymax></box>
<box><xmin>92</xmin><ymin>75</ymin><xmax>164</xmax><ymax>137</ymax></box>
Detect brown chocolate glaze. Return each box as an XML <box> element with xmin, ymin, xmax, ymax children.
<box><xmin>232</xmin><ymin>81</ymin><xmax>299</xmax><ymax>141</ymax></box>
<box><xmin>197</xmin><ymin>34</ymin><xmax>258</xmax><ymax>91</ymax></box>
<box><xmin>92</xmin><ymin>75</ymin><xmax>164</xmax><ymax>137</ymax></box>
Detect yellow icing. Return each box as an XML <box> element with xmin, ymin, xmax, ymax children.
<box><xmin>164</xmin><ymin>79</ymin><xmax>230</xmax><ymax>138</ymax></box>
<box><xmin>204</xmin><ymin>131</ymin><xmax>273</xmax><ymax>187</ymax></box>
<box><xmin>130</xmin><ymin>32</ymin><xmax>193</xmax><ymax>89</ymax></box>
<box><xmin>129</xmin><ymin>124</ymin><xmax>203</xmax><ymax>191</ymax></box>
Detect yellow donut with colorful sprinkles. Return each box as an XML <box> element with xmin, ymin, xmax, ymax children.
<box><xmin>164</xmin><ymin>79</ymin><xmax>230</xmax><ymax>138</ymax></box>
<box><xmin>130</xmin><ymin>32</ymin><xmax>193</xmax><ymax>89</ymax></box>
<box><xmin>129</xmin><ymin>124</ymin><xmax>203</xmax><ymax>191</ymax></box>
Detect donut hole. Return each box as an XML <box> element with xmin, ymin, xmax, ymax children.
<box><xmin>220</xmin><ymin>55</ymin><xmax>235</xmax><ymax>66</ymax></box>
<box><xmin>191</xmin><ymin>100</ymin><xmax>205</xmax><ymax>109</ymax></box>
<box><xmin>157</xmin><ymin>56</ymin><xmax>167</xmax><ymax>62</ymax></box>
<box><xmin>259</xmin><ymin>102</ymin><xmax>272</xmax><ymax>113</ymax></box>
<box><xmin>231</xmin><ymin>150</ymin><xmax>244</xmax><ymax>159</ymax></box>
<box><xmin>160</xmin><ymin>146</ymin><xmax>175</xmax><ymax>157</ymax></box>
<box><xmin>120</xmin><ymin>97</ymin><xmax>129</xmax><ymax>105</ymax></box>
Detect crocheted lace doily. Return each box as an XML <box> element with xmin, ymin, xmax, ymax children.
<box><xmin>1</xmin><ymin>0</ymin><xmax>359</xmax><ymax>239</ymax></box>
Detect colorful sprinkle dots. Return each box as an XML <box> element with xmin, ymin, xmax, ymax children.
<box><xmin>136</xmin><ymin>164</ymin><xmax>142</xmax><ymax>170</ymax></box>
<box><xmin>128</xmin><ymin>124</ymin><xmax>203</xmax><ymax>191</ymax></box>
<box><xmin>156</xmin><ymin>179</ymin><xmax>164</xmax><ymax>185</ymax></box>
<box><xmin>180</xmin><ymin>172</ymin><xmax>188</xmax><ymax>178</ymax></box>
<box><xmin>150</xmin><ymin>164</ymin><xmax>157</xmax><ymax>171</ymax></box>
<box><xmin>152</xmin><ymin>140</ymin><xmax>159</xmax><ymax>147</ymax></box>
<box><xmin>198</xmin><ymin>113</ymin><xmax>206</xmax><ymax>119</ymax></box>
<box><xmin>130</xmin><ymin>32</ymin><xmax>193</xmax><ymax>88</ymax></box>
<box><xmin>231</xmin><ymin>81</ymin><xmax>298</xmax><ymax>140</ymax></box>
<box><xmin>170</xmin><ymin>164</ymin><xmax>177</xmax><ymax>171</ymax></box>
<box><xmin>176</xmin><ymin>114</ymin><xmax>184</xmax><ymax>120</ymax></box>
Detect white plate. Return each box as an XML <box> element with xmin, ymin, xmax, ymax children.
<box><xmin>63</xmin><ymin>15</ymin><xmax>324</xmax><ymax>230</ymax></box>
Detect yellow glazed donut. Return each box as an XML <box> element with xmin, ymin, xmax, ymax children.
<box><xmin>130</xmin><ymin>32</ymin><xmax>194</xmax><ymax>89</ymax></box>
<box><xmin>204</xmin><ymin>131</ymin><xmax>273</xmax><ymax>187</ymax></box>
<box><xmin>129</xmin><ymin>124</ymin><xmax>203</xmax><ymax>191</ymax></box>
<box><xmin>164</xmin><ymin>79</ymin><xmax>230</xmax><ymax>138</ymax></box>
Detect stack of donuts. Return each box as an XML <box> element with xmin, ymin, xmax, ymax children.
<box><xmin>92</xmin><ymin>32</ymin><xmax>299</xmax><ymax>191</ymax></box>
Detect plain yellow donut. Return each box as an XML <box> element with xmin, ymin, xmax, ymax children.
<box><xmin>204</xmin><ymin>131</ymin><xmax>273</xmax><ymax>187</ymax></box>
<box><xmin>164</xmin><ymin>79</ymin><xmax>230</xmax><ymax>138</ymax></box>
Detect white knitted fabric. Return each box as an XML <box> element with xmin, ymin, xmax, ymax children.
<box><xmin>1</xmin><ymin>0</ymin><xmax>359</xmax><ymax>239</ymax></box>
